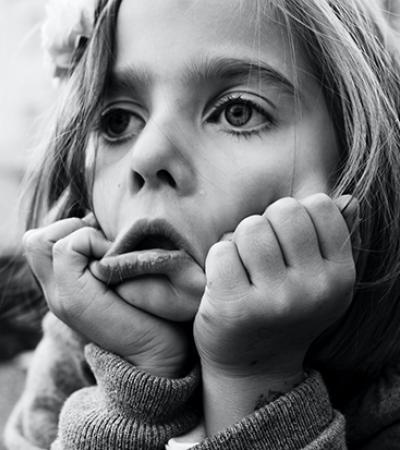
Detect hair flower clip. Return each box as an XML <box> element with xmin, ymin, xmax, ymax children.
<box><xmin>42</xmin><ymin>0</ymin><xmax>97</xmax><ymax>79</ymax></box>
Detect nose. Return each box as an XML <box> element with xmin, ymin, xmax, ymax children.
<box><xmin>128</xmin><ymin>119</ymin><xmax>196</xmax><ymax>195</ymax></box>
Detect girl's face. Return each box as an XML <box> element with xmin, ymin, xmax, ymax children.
<box><xmin>91</xmin><ymin>0</ymin><xmax>339</xmax><ymax>320</ymax></box>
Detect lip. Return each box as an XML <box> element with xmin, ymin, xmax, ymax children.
<box><xmin>106</xmin><ymin>218</ymin><xmax>195</xmax><ymax>258</ymax></box>
<box><xmin>92</xmin><ymin>218</ymin><xmax>198</xmax><ymax>285</ymax></box>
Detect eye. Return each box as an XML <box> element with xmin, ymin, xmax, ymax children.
<box><xmin>206</xmin><ymin>94</ymin><xmax>275</xmax><ymax>137</ymax></box>
<box><xmin>225</xmin><ymin>103</ymin><xmax>253</xmax><ymax>127</ymax></box>
<box><xmin>99</xmin><ymin>106</ymin><xmax>145</xmax><ymax>143</ymax></box>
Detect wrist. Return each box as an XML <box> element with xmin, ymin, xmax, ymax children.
<box><xmin>201</xmin><ymin>362</ymin><xmax>305</xmax><ymax>436</ymax></box>
<box><xmin>125</xmin><ymin>352</ymin><xmax>192</xmax><ymax>379</ymax></box>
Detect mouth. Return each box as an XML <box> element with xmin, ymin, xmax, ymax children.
<box><xmin>106</xmin><ymin>218</ymin><xmax>191</xmax><ymax>256</ymax></box>
<box><xmin>92</xmin><ymin>219</ymin><xmax>196</xmax><ymax>284</ymax></box>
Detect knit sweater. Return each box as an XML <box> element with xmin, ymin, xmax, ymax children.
<box><xmin>4</xmin><ymin>313</ymin><xmax>400</xmax><ymax>449</ymax></box>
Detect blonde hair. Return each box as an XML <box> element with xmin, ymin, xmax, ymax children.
<box><xmin>25</xmin><ymin>0</ymin><xmax>400</xmax><ymax>388</ymax></box>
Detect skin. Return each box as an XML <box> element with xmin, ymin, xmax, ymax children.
<box><xmin>90</xmin><ymin>0</ymin><xmax>339</xmax><ymax>320</ymax></box>
<box><xmin>24</xmin><ymin>0</ymin><xmax>357</xmax><ymax>437</ymax></box>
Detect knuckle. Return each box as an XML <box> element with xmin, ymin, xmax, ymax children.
<box><xmin>308</xmin><ymin>192</ymin><xmax>331</xmax><ymax>206</ymax></box>
<box><xmin>52</xmin><ymin>237</ymin><xmax>68</xmax><ymax>259</ymax></box>
<box><xmin>304</xmin><ymin>193</ymin><xmax>334</xmax><ymax>214</ymax></box>
<box><xmin>22</xmin><ymin>229</ymin><xmax>45</xmax><ymax>254</ymax></box>
<box><xmin>236</xmin><ymin>215</ymin><xmax>265</xmax><ymax>238</ymax></box>
<box><xmin>266</xmin><ymin>197</ymin><xmax>302</xmax><ymax>222</ymax></box>
<box><xmin>208</xmin><ymin>240</ymin><xmax>234</xmax><ymax>261</ymax></box>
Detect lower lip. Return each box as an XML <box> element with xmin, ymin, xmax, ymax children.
<box><xmin>91</xmin><ymin>249</ymin><xmax>191</xmax><ymax>285</ymax></box>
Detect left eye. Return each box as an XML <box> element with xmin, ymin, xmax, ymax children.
<box><xmin>206</xmin><ymin>96</ymin><xmax>274</xmax><ymax>133</ymax></box>
<box><xmin>99</xmin><ymin>107</ymin><xmax>145</xmax><ymax>143</ymax></box>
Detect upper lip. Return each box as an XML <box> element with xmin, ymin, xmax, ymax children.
<box><xmin>105</xmin><ymin>218</ymin><xmax>197</xmax><ymax>262</ymax></box>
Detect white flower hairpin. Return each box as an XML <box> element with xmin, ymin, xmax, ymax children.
<box><xmin>42</xmin><ymin>0</ymin><xmax>97</xmax><ymax>79</ymax></box>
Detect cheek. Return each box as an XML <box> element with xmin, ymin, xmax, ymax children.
<box><xmin>91</xmin><ymin>170</ymin><xmax>124</xmax><ymax>240</ymax></box>
<box><xmin>290</xmin><ymin>120</ymin><xmax>339</xmax><ymax>198</ymax></box>
<box><xmin>207</xmin><ymin>156</ymin><xmax>294</xmax><ymax>232</ymax></box>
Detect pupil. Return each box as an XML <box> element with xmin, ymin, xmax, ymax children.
<box><xmin>225</xmin><ymin>103</ymin><xmax>252</xmax><ymax>127</ymax></box>
<box><xmin>107</xmin><ymin>110</ymin><xmax>130</xmax><ymax>135</ymax></box>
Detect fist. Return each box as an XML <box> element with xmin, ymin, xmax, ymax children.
<box><xmin>194</xmin><ymin>194</ymin><xmax>358</xmax><ymax>378</ymax></box>
<box><xmin>23</xmin><ymin>216</ymin><xmax>190</xmax><ymax>378</ymax></box>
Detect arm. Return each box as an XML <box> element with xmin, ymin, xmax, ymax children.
<box><xmin>195</xmin><ymin>371</ymin><xmax>346</xmax><ymax>450</ymax></box>
<box><xmin>193</xmin><ymin>194</ymin><xmax>357</xmax><ymax>449</ymax></box>
<box><xmin>4</xmin><ymin>312</ymin><xmax>92</xmax><ymax>450</ymax></box>
<box><xmin>13</xmin><ymin>217</ymin><xmax>202</xmax><ymax>449</ymax></box>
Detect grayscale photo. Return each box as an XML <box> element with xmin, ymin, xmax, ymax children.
<box><xmin>0</xmin><ymin>1</ymin><xmax>400</xmax><ymax>449</ymax></box>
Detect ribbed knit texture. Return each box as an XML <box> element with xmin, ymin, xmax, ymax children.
<box><xmin>4</xmin><ymin>312</ymin><xmax>400</xmax><ymax>449</ymax></box>
<box><xmin>193</xmin><ymin>371</ymin><xmax>346</xmax><ymax>450</ymax></box>
<box><xmin>54</xmin><ymin>344</ymin><xmax>201</xmax><ymax>450</ymax></box>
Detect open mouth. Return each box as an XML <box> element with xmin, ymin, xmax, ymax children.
<box><xmin>93</xmin><ymin>220</ymin><xmax>194</xmax><ymax>284</ymax></box>
<box><xmin>104</xmin><ymin>218</ymin><xmax>191</xmax><ymax>259</ymax></box>
<box><xmin>134</xmin><ymin>234</ymin><xmax>179</xmax><ymax>252</ymax></box>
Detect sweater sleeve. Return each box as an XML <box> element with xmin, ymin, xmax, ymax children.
<box><xmin>193</xmin><ymin>371</ymin><xmax>347</xmax><ymax>450</ymax></box>
<box><xmin>52</xmin><ymin>344</ymin><xmax>202</xmax><ymax>450</ymax></box>
<box><xmin>4</xmin><ymin>312</ymin><xmax>92</xmax><ymax>450</ymax></box>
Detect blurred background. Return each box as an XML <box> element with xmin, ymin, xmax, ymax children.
<box><xmin>0</xmin><ymin>0</ymin><xmax>54</xmax><ymax>447</ymax></box>
<box><xmin>0</xmin><ymin>0</ymin><xmax>54</xmax><ymax>251</ymax></box>
<box><xmin>0</xmin><ymin>0</ymin><xmax>399</xmax><ymax>449</ymax></box>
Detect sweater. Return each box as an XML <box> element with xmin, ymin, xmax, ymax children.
<box><xmin>4</xmin><ymin>312</ymin><xmax>400</xmax><ymax>450</ymax></box>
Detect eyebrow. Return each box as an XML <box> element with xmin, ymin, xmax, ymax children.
<box><xmin>186</xmin><ymin>57</ymin><xmax>298</xmax><ymax>96</ymax></box>
<box><xmin>106</xmin><ymin>56</ymin><xmax>298</xmax><ymax>99</ymax></box>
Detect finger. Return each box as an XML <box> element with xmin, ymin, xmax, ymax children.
<box><xmin>114</xmin><ymin>277</ymin><xmax>199</xmax><ymax>322</ymax></box>
<box><xmin>334</xmin><ymin>195</ymin><xmax>361</xmax><ymax>262</ymax></box>
<box><xmin>233</xmin><ymin>215</ymin><xmax>286</xmax><ymax>286</ymax></box>
<box><xmin>81</xmin><ymin>212</ymin><xmax>100</xmax><ymax>229</ymax></box>
<box><xmin>301</xmin><ymin>193</ymin><xmax>352</xmax><ymax>262</ymax></box>
<box><xmin>23</xmin><ymin>218</ymin><xmax>89</xmax><ymax>281</ymax></box>
<box><xmin>205</xmin><ymin>241</ymin><xmax>250</xmax><ymax>295</ymax></box>
<box><xmin>52</xmin><ymin>227</ymin><xmax>111</xmax><ymax>279</ymax></box>
<box><xmin>263</xmin><ymin>197</ymin><xmax>321</xmax><ymax>267</ymax></box>
<box><xmin>334</xmin><ymin>195</ymin><xmax>359</xmax><ymax>232</ymax></box>
<box><xmin>220</xmin><ymin>232</ymin><xmax>234</xmax><ymax>242</ymax></box>
<box><xmin>51</xmin><ymin>266</ymin><xmax>181</xmax><ymax>363</ymax></box>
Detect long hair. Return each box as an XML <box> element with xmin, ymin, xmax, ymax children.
<box><xmin>24</xmin><ymin>0</ymin><xmax>400</xmax><ymax>388</ymax></box>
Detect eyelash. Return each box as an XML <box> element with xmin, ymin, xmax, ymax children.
<box><xmin>206</xmin><ymin>94</ymin><xmax>275</xmax><ymax>139</ymax></box>
<box><xmin>95</xmin><ymin>106</ymin><xmax>144</xmax><ymax>146</ymax></box>
<box><xmin>96</xmin><ymin>94</ymin><xmax>275</xmax><ymax>145</ymax></box>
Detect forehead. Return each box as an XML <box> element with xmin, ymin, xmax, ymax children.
<box><xmin>114</xmin><ymin>0</ymin><xmax>305</xmax><ymax>83</ymax></box>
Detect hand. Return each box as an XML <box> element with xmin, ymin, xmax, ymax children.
<box><xmin>194</xmin><ymin>193</ymin><xmax>358</xmax><ymax>379</ymax></box>
<box><xmin>23</xmin><ymin>215</ymin><xmax>190</xmax><ymax>378</ymax></box>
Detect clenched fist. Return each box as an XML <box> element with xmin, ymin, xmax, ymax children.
<box><xmin>194</xmin><ymin>194</ymin><xmax>358</xmax><ymax>379</ymax></box>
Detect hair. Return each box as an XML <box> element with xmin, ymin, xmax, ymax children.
<box><xmin>23</xmin><ymin>0</ymin><xmax>400</xmax><ymax>397</ymax></box>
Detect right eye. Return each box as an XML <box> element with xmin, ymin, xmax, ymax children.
<box><xmin>99</xmin><ymin>107</ymin><xmax>145</xmax><ymax>143</ymax></box>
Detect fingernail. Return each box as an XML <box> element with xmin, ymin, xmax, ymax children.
<box><xmin>81</xmin><ymin>212</ymin><xmax>99</xmax><ymax>228</ymax></box>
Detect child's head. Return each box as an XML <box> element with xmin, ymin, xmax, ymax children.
<box><xmin>30</xmin><ymin>0</ymin><xmax>400</xmax><ymax>379</ymax></box>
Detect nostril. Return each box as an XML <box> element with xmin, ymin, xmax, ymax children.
<box><xmin>133</xmin><ymin>172</ymin><xmax>145</xmax><ymax>189</ymax></box>
<box><xmin>157</xmin><ymin>169</ymin><xmax>176</xmax><ymax>188</ymax></box>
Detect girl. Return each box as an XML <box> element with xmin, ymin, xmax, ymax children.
<box><xmin>5</xmin><ymin>0</ymin><xmax>400</xmax><ymax>448</ymax></box>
